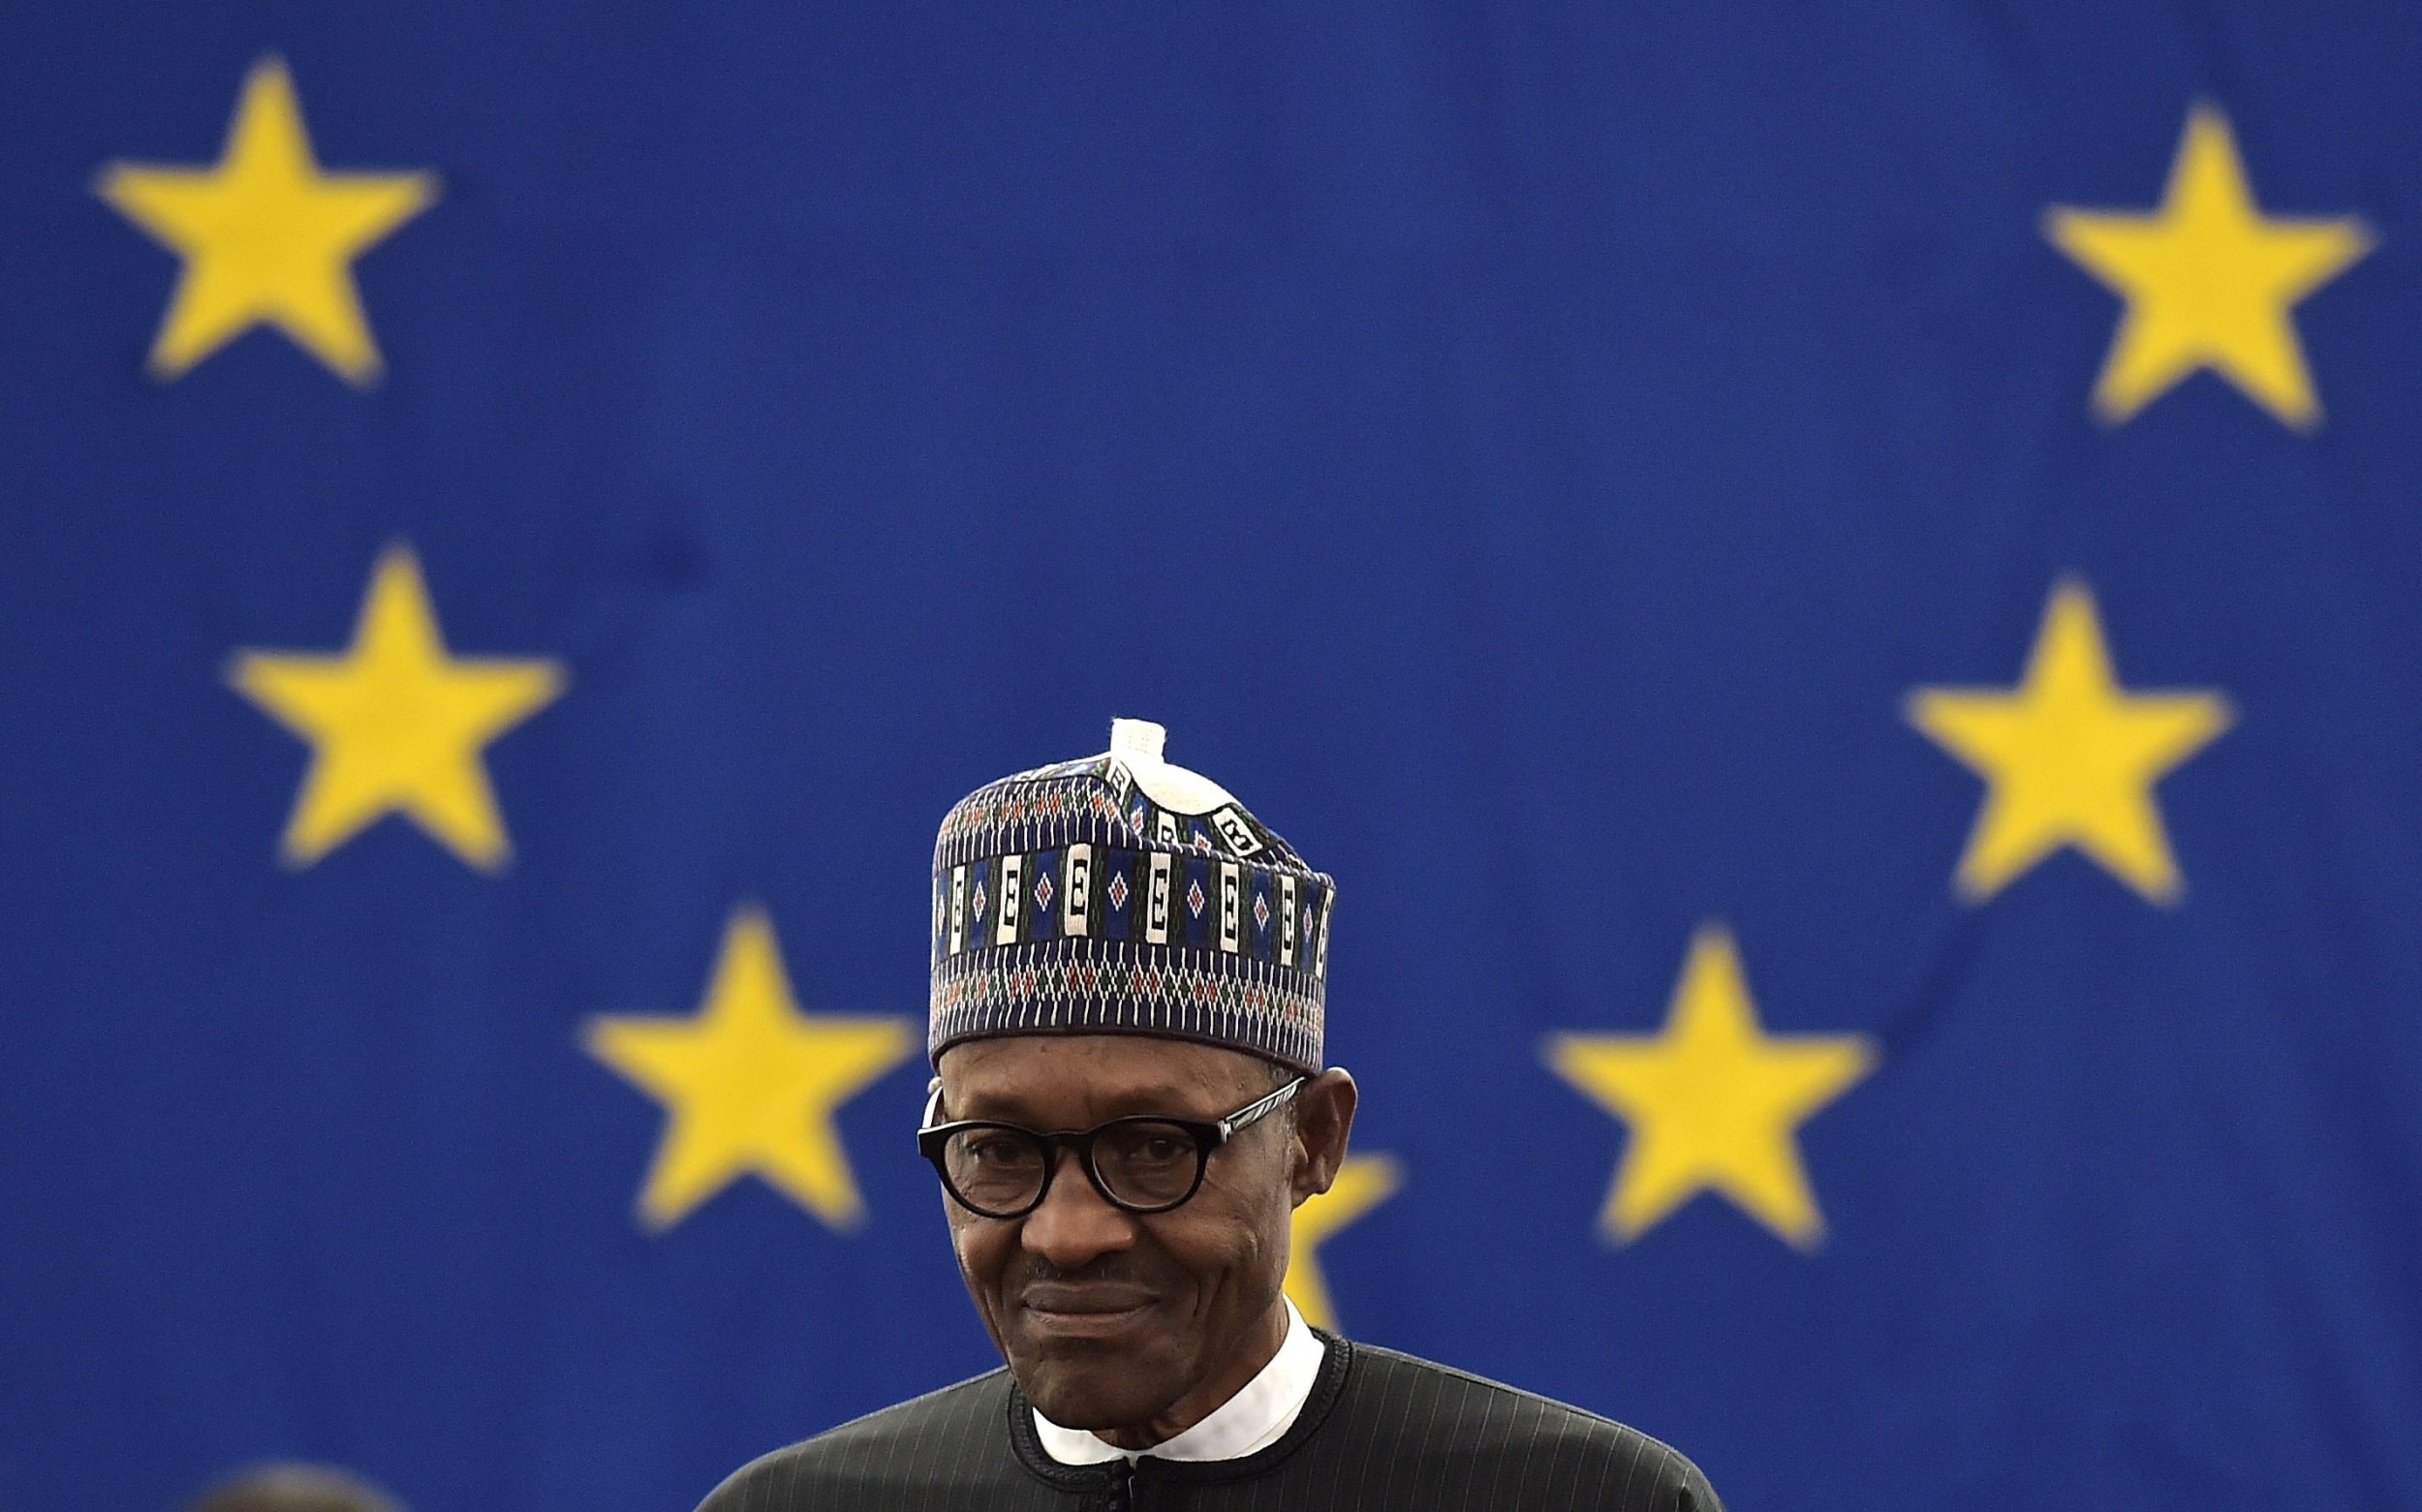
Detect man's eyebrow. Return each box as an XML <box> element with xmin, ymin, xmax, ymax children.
<box><xmin>947</xmin><ymin>1084</ymin><xmax>1227</xmax><ymax>1122</ymax></box>
<box><xmin>942</xmin><ymin>1088</ymin><xmax>1054</xmax><ymax>1122</ymax></box>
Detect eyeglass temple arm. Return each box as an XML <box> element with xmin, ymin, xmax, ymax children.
<box><xmin>1217</xmin><ymin>1076</ymin><xmax>1305</xmax><ymax>1140</ymax></box>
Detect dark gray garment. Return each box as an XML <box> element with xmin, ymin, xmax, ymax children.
<box><xmin>697</xmin><ymin>1333</ymin><xmax>1723</xmax><ymax>1512</ymax></box>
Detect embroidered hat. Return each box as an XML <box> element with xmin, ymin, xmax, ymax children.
<box><xmin>929</xmin><ymin>719</ymin><xmax>1334</xmax><ymax>1075</ymax></box>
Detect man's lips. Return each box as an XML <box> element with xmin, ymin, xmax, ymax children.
<box><xmin>1022</xmin><ymin>1282</ymin><xmax>1155</xmax><ymax>1313</ymax></box>
<box><xmin>1019</xmin><ymin>1284</ymin><xmax>1157</xmax><ymax>1335</ymax></box>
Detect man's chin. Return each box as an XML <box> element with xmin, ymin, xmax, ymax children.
<box><xmin>1012</xmin><ymin>1353</ymin><xmax>1182</xmax><ymax>1435</ymax></box>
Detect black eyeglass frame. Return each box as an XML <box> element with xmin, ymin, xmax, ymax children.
<box><xmin>916</xmin><ymin>1076</ymin><xmax>1306</xmax><ymax>1219</ymax></box>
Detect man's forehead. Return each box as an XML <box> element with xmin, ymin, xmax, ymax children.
<box><xmin>937</xmin><ymin>1034</ymin><xmax>1261</xmax><ymax>1114</ymax></box>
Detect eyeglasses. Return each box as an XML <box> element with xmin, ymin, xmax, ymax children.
<box><xmin>916</xmin><ymin>1077</ymin><xmax>1305</xmax><ymax>1219</ymax></box>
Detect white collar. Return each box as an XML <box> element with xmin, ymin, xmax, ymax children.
<box><xmin>1032</xmin><ymin>1298</ymin><xmax>1325</xmax><ymax>1465</ymax></box>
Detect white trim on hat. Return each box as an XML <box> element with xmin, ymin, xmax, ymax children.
<box><xmin>1108</xmin><ymin>718</ymin><xmax>1238</xmax><ymax>816</ymax></box>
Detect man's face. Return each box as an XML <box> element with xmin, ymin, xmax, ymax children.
<box><xmin>934</xmin><ymin>1034</ymin><xmax>1347</xmax><ymax>1440</ymax></box>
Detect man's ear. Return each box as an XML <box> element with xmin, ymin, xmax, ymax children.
<box><xmin>1289</xmin><ymin>1068</ymin><xmax>1358</xmax><ymax>1207</ymax></box>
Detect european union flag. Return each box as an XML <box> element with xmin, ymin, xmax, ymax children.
<box><xmin>4</xmin><ymin>5</ymin><xmax>2418</xmax><ymax>1509</ymax></box>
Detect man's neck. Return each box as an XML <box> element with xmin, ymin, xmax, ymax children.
<box><xmin>1097</xmin><ymin>1297</ymin><xmax>1292</xmax><ymax>1451</ymax></box>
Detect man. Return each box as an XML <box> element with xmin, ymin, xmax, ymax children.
<box><xmin>184</xmin><ymin>1464</ymin><xmax>405</xmax><ymax>1512</ymax></box>
<box><xmin>700</xmin><ymin>721</ymin><xmax>1723</xmax><ymax>1510</ymax></box>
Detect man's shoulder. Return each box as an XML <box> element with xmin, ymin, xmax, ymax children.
<box><xmin>694</xmin><ymin>1369</ymin><xmax>1028</xmax><ymax>1511</ymax></box>
<box><xmin>1327</xmin><ymin>1341</ymin><xmax>1723</xmax><ymax>1510</ymax></box>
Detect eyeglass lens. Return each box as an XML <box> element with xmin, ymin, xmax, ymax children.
<box><xmin>942</xmin><ymin>1121</ymin><xmax>1201</xmax><ymax>1214</ymax></box>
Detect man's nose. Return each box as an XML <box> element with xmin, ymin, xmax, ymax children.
<box><xmin>1020</xmin><ymin>1148</ymin><xmax>1137</xmax><ymax>1266</ymax></box>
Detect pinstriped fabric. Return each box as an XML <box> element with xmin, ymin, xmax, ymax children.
<box><xmin>693</xmin><ymin>1338</ymin><xmax>1723</xmax><ymax>1511</ymax></box>
<box><xmin>696</xmin><ymin>1370</ymin><xmax>1067</xmax><ymax>1512</ymax></box>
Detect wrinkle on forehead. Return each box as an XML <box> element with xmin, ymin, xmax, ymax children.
<box><xmin>937</xmin><ymin>1034</ymin><xmax>1272</xmax><ymax>1125</ymax></box>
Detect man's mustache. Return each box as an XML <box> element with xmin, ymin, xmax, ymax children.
<box><xmin>1012</xmin><ymin>1255</ymin><xmax>1159</xmax><ymax>1290</ymax></box>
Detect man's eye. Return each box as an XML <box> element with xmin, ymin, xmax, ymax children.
<box><xmin>963</xmin><ymin>1136</ymin><xmax>1031</xmax><ymax>1166</ymax></box>
<box><xmin>1113</xmin><ymin>1131</ymin><xmax>1189</xmax><ymax>1164</ymax></box>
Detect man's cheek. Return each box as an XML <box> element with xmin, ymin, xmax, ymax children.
<box><xmin>950</xmin><ymin>1224</ymin><xmax>1009</xmax><ymax>1322</ymax></box>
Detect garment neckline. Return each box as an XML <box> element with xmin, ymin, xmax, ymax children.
<box><xmin>1031</xmin><ymin>1298</ymin><xmax>1323</xmax><ymax>1465</ymax></box>
<box><xmin>1006</xmin><ymin>1329</ymin><xmax>1355</xmax><ymax>1491</ymax></box>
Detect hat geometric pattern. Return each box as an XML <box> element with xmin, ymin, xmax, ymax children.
<box><xmin>930</xmin><ymin>737</ymin><xmax>1334</xmax><ymax>1075</ymax></box>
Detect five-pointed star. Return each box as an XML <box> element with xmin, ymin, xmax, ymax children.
<box><xmin>1908</xmin><ymin>578</ymin><xmax>2232</xmax><ymax>905</ymax></box>
<box><xmin>2045</xmin><ymin>103</ymin><xmax>2372</xmax><ymax>430</ymax></box>
<box><xmin>1546</xmin><ymin>926</ymin><xmax>1873</xmax><ymax>1250</ymax></box>
<box><xmin>229</xmin><ymin>544</ymin><xmax>565</xmax><ymax>871</ymax></box>
<box><xmin>584</xmin><ymin>907</ymin><xmax>916</xmax><ymax>1232</ymax></box>
<box><xmin>96</xmin><ymin>55</ymin><xmax>439</xmax><ymax>384</ymax></box>
<box><xmin>1285</xmin><ymin>1154</ymin><xmax>1401</xmax><ymax>1331</ymax></box>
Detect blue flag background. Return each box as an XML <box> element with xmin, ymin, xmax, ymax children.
<box><xmin>5</xmin><ymin>5</ymin><xmax>2420</xmax><ymax>1509</ymax></box>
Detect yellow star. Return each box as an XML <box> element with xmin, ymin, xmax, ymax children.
<box><xmin>1546</xmin><ymin>926</ymin><xmax>1873</xmax><ymax>1250</ymax></box>
<box><xmin>584</xmin><ymin>907</ymin><xmax>916</xmax><ymax>1232</ymax></box>
<box><xmin>2045</xmin><ymin>103</ymin><xmax>2373</xmax><ymax>429</ymax></box>
<box><xmin>1285</xmin><ymin>1154</ymin><xmax>1401</xmax><ymax>1331</ymax></box>
<box><xmin>229</xmin><ymin>544</ymin><xmax>564</xmax><ymax>871</ymax></box>
<box><xmin>96</xmin><ymin>56</ymin><xmax>439</xmax><ymax>384</ymax></box>
<box><xmin>1909</xmin><ymin>578</ymin><xmax>2232</xmax><ymax>905</ymax></box>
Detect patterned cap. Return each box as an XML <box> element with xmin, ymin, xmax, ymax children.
<box><xmin>929</xmin><ymin>719</ymin><xmax>1334</xmax><ymax>1074</ymax></box>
